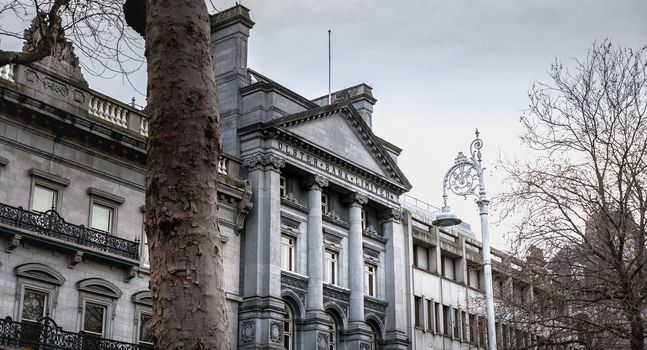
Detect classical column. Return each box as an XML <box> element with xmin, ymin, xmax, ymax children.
<box><xmin>381</xmin><ymin>207</ymin><xmax>410</xmax><ymax>349</ymax></box>
<box><xmin>346</xmin><ymin>192</ymin><xmax>368</xmax><ymax>322</ymax></box>
<box><xmin>239</xmin><ymin>153</ymin><xmax>286</xmax><ymax>349</ymax></box>
<box><xmin>301</xmin><ymin>175</ymin><xmax>331</xmax><ymax>350</ymax></box>
<box><xmin>304</xmin><ymin>175</ymin><xmax>329</xmax><ymax>314</ymax></box>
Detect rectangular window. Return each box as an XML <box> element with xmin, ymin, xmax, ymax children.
<box><xmin>414</xmin><ymin>296</ymin><xmax>422</xmax><ymax>327</ymax></box>
<box><xmin>443</xmin><ymin>305</ymin><xmax>451</xmax><ymax>336</ymax></box>
<box><xmin>280</xmin><ymin>176</ymin><xmax>287</xmax><ymax>198</ymax></box>
<box><xmin>468</xmin><ymin>268</ymin><xmax>480</xmax><ymax>289</ymax></box>
<box><xmin>453</xmin><ymin>308</ymin><xmax>460</xmax><ymax>339</ymax></box>
<box><xmin>83</xmin><ymin>302</ymin><xmax>107</xmax><ymax>336</ymax></box>
<box><xmin>364</xmin><ymin>264</ymin><xmax>376</xmax><ymax>297</ymax></box>
<box><xmin>469</xmin><ymin>314</ymin><xmax>476</xmax><ymax>344</ymax></box>
<box><xmin>281</xmin><ymin>235</ymin><xmax>295</xmax><ymax>272</ymax></box>
<box><xmin>414</xmin><ymin>245</ymin><xmax>429</xmax><ymax>270</ymax></box>
<box><xmin>91</xmin><ymin>203</ymin><xmax>113</xmax><ymax>233</ymax></box>
<box><xmin>21</xmin><ymin>289</ymin><xmax>48</xmax><ymax>322</ymax></box>
<box><xmin>324</xmin><ymin>250</ymin><xmax>338</xmax><ymax>285</ymax></box>
<box><xmin>139</xmin><ymin>312</ymin><xmax>153</xmax><ymax>345</ymax></box>
<box><xmin>427</xmin><ymin>300</ymin><xmax>434</xmax><ymax>332</ymax></box>
<box><xmin>32</xmin><ymin>184</ymin><xmax>58</xmax><ymax>213</ymax></box>
<box><xmin>360</xmin><ymin>209</ymin><xmax>367</xmax><ymax>230</ymax></box>
<box><xmin>321</xmin><ymin>192</ymin><xmax>330</xmax><ymax>214</ymax></box>
<box><xmin>441</xmin><ymin>255</ymin><xmax>456</xmax><ymax>280</ymax></box>
<box><xmin>434</xmin><ymin>302</ymin><xmax>441</xmax><ymax>333</ymax></box>
<box><xmin>479</xmin><ymin>317</ymin><xmax>486</xmax><ymax>347</ymax></box>
<box><xmin>461</xmin><ymin>311</ymin><xmax>467</xmax><ymax>341</ymax></box>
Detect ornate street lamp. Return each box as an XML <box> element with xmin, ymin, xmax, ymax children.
<box><xmin>432</xmin><ymin>129</ymin><xmax>497</xmax><ymax>350</ymax></box>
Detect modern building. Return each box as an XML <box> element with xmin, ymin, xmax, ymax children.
<box><xmin>0</xmin><ymin>4</ymin><xmax>550</xmax><ymax>350</ymax></box>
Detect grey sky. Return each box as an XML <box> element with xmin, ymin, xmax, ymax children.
<box><xmin>3</xmin><ymin>0</ymin><xmax>646</xmax><ymax>250</ymax></box>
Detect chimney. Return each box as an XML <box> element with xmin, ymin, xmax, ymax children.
<box><xmin>209</xmin><ymin>5</ymin><xmax>254</xmax><ymax>155</ymax></box>
<box><xmin>210</xmin><ymin>5</ymin><xmax>254</xmax><ymax>78</ymax></box>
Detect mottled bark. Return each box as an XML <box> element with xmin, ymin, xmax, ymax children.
<box><xmin>144</xmin><ymin>0</ymin><xmax>228</xmax><ymax>348</ymax></box>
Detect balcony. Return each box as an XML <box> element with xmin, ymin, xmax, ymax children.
<box><xmin>0</xmin><ymin>203</ymin><xmax>140</xmax><ymax>261</ymax></box>
<box><xmin>0</xmin><ymin>316</ymin><xmax>152</xmax><ymax>350</ymax></box>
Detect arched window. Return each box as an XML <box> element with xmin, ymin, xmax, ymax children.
<box><xmin>283</xmin><ymin>304</ymin><xmax>294</xmax><ymax>350</ymax></box>
<box><xmin>367</xmin><ymin>321</ymin><xmax>380</xmax><ymax>350</ymax></box>
<box><xmin>326</xmin><ymin>312</ymin><xmax>338</xmax><ymax>350</ymax></box>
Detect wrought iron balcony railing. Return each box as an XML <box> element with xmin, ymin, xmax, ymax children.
<box><xmin>0</xmin><ymin>316</ymin><xmax>152</xmax><ymax>350</ymax></box>
<box><xmin>0</xmin><ymin>203</ymin><xmax>140</xmax><ymax>260</ymax></box>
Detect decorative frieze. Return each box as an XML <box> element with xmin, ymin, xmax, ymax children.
<box><xmin>239</xmin><ymin>320</ymin><xmax>255</xmax><ymax>345</ymax></box>
<box><xmin>269</xmin><ymin>321</ymin><xmax>283</xmax><ymax>344</ymax></box>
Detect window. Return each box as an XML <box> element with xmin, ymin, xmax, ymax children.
<box><xmin>414</xmin><ymin>296</ymin><xmax>422</xmax><ymax>327</ymax></box>
<box><xmin>280</xmin><ymin>176</ymin><xmax>287</xmax><ymax>198</ymax></box>
<box><xmin>469</xmin><ymin>314</ymin><xmax>476</xmax><ymax>344</ymax></box>
<box><xmin>361</xmin><ymin>209</ymin><xmax>367</xmax><ymax>230</ymax></box>
<box><xmin>138</xmin><ymin>312</ymin><xmax>153</xmax><ymax>345</ymax></box>
<box><xmin>21</xmin><ymin>289</ymin><xmax>48</xmax><ymax>322</ymax></box>
<box><xmin>83</xmin><ymin>301</ymin><xmax>107</xmax><ymax>336</ymax></box>
<box><xmin>427</xmin><ymin>300</ymin><xmax>434</xmax><ymax>332</ymax></box>
<box><xmin>29</xmin><ymin>168</ymin><xmax>70</xmax><ymax>213</ymax></box>
<box><xmin>283</xmin><ymin>305</ymin><xmax>293</xmax><ymax>350</ymax></box>
<box><xmin>321</xmin><ymin>192</ymin><xmax>330</xmax><ymax>214</ymax></box>
<box><xmin>441</xmin><ymin>255</ymin><xmax>456</xmax><ymax>280</ymax></box>
<box><xmin>87</xmin><ymin>187</ymin><xmax>124</xmax><ymax>235</ymax></box>
<box><xmin>478</xmin><ymin>317</ymin><xmax>486</xmax><ymax>347</ymax></box>
<box><xmin>453</xmin><ymin>308</ymin><xmax>460</xmax><ymax>339</ymax></box>
<box><xmin>443</xmin><ymin>305</ymin><xmax>451</xmax><ymax>336</ymax></box>
<box><xmin>327</xmin><ymin>313</ymin><xmax>338</xmax><ymax>350</ymax></box>
<box><xmin>364</xmin><ymin>264</ymin><xmax>376</xmax><ymax>297</ymax></box>
<box><xmin>32</xmin><ymin>184</ymin><xmax>58</xmax><ymax>212</ymax></box>
<box><xmin>413</xmin><ymin>245</ymin><xmax>429</xmax><ymax>270</ymax></box>
<box><xmin>434</xmin><ymin>302</ymin><xmax>441</xmax><ymax>333</ymax></box>
<box><xmin>324</xmin><ymin>250</ymin><xmax>338</xmax><ymax>285</ymax></box>
<box><xmin>468</xmin><ymin>268</ymin><xmax>480</xmax><ymax>289</ymax></box>
<box><xmin>281</xmin><ymin>235</ymin><xmax>295</xmax><ymax>272</ymax></box>
<box><xmin>91</xmin><ymin>202</ymin><xmax>114</xmax><ymax>233</ymax></box>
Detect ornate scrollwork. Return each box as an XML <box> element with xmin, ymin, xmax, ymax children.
<box><xmin>242</xmin><ymin>153</ymin><xmax>286</xmax><ymax>171</ymax></box>
<box><xmin>343</xmin><ymin>192</ymin><xmax>368</xmax><ymax>206</ymax></box>
<box><xmin>441</xmin><ymin>130</ymin><xmax>486</xmax><ymax>205</ymax></box>
<box><xmin>0</xmin><ymin>203</ymin><xmax>140</xmax><ymax>260</ymax></box>
<box><xmin>302</xmin><ymin>175</ymin><xmax>329</xmax><ymax>190</ymax></box>
<box><xmin>0</xmin><ymin>316</ymin><xmax>152</xmax><ymax>349</ymax></box>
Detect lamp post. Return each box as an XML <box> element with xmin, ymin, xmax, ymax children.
<box><xmin>432</xmin><ymin>129</ymin><xmax>497</xmax><ymax>350</ymax></box>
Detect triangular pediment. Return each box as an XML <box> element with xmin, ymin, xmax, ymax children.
<box><xmin>272</xmin><ymin>103</ymin><xmax>411</xmax><ymax>191</ymax></box>
<box><xmin>285</xmin><ymin>112</ymin><xmax>388</xmax><ymax>177</ymax></box>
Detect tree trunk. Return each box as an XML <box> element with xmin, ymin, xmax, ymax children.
<box><xmin>144</xmin><ymin>0</ymin><xmax>228</xmax><ymax>348</ymax></box>
<box><xmin>629</xmin><ymin>313</ymin><xmax>645</xmax><ymax>350</ymax></box>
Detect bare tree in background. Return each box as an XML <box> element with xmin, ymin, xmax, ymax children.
<box><xmin>499</xmin><ymin>40</ymin><xmax>647</xmax><ymax>350</ymax></box>
<box><xmin>0</xmin><ymin>0</ymin><xmax>229</xmax><ymax>348</ymax></box>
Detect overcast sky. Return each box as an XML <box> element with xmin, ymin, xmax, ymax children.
<box><xmin>3</xmin><ymin>0</ymin><xmax>647</xmax><ymax>250</ymax></box>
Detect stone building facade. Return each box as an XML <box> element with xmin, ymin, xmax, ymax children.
<box><xmin>0</xmin><ymin>4</ymin><xmax>537</xmax><ymax>350</ymax></box>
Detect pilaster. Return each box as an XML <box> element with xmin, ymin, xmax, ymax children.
<box><xmin>238</xmin><ymin>153</ymin><xmax>286</xmax><ymax>349</ymax></box>
<box><xmin>380</xmin><ymin>207</ymin><xmax>410</xmax><ymax>349</ymax></box>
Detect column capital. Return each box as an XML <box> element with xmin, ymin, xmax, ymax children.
<box><xmin>344</xmin><ymin>192</ymin><xmax>368</xmax><ymax>206</ymax></box>
<box><xmin>302</xmin><ymin>175</ymin><xmax>329</xmax><ymax>190</ymax></box>
<box><xmin>242</xmin><ymin>153</ymin><xmax>286</xmax><ymax>171</ymax></box>
<box><xmin>380</xmin><ymin>207</ymin><xmax>403</xmax><ymax>223</ymax></box>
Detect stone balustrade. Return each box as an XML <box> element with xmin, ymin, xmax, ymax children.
<box><xmin>89</xmin><ymin>93</ymin><xmax>130</xmax><ymax>128</ymax></box>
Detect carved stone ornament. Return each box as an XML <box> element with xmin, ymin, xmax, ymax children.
<box><xmin>269</xmin><ymin>320</ymin><xmax>283</xmax><ymax>343</ymax></box>
<box><xmin>360</xmin><ymin>341</ymin><xmax>371</xmax><ymax>350</ymax></box>
<box><xmin>23</xmin><ymin>13</ymin><xmax>80</xmax><ymax>68</ymax></box>
<box><xmin>317</xmin><ymin>332</ymin><xmax>329</xmax><ymax>350</ymax></box>
<box><xmin>239</xmin><ymin>320</ymin><xmax>255</xmax><ymax>344</ymax></box>
<box><xmin>302</xmin><ymin>175</ymin><xmax>329</xmax><ymax>190</ymax></box>
<box><xmin>344</xmin><ymin>192</ymin><xmax>368</xmax><ymax>206</ymax></box>
<box><xmin>235</xmin><ymin>180</ymin><xmax>253</xmax><ymax>233</ymax></box>
<box><xmin>242</xmin><ymin>153</ymin><xmax>286</xmax><ymax>170</ymax></box>
<box><xmin>380</xmin><ymin>207</ymin><xmax>403</xmax><ymax>223</ymax></box>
